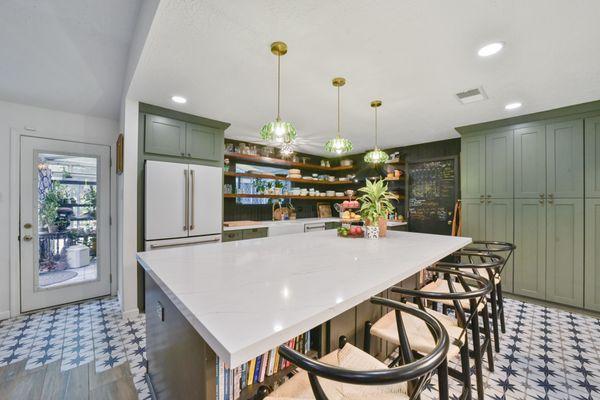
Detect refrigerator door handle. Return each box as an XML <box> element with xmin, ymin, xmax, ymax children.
<box><xmin>183</xmin><ymin>169</ymin><xmax>189</xmax><ymax>231</ymax></box>
<box><xmin>190</xmin><ymin>169</ymin><xmax>195</xmax><ymax>230</ymax></box>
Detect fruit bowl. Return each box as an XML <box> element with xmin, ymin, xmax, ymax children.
<box><xmin>337</xmin><ymin>225</ymin><xmax>364</xmax><ymax>238</ymax></box>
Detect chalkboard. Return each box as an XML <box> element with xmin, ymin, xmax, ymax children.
<box><xmin>407</xmin><ymin>157</ymin><xmax>458</xmax><ymax>235</ymax></box>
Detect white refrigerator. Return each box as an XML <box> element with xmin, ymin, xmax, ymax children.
<box><xmin>145</xmin><ymin>160</ymin><xmax>222</xmax><ymax>250</ymax></box>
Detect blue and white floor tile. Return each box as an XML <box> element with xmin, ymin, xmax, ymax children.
<box><xmin>0</xmin><ymin>297</ymin><xmax>150</xmax><ymax>400</ymax></box>
<box><xmin>1</xmin><ymin>296</ymin><xmax>599</xmax><ymax>399</ymax></box>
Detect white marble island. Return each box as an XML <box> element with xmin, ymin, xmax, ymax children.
<box><xmin>137</xmin><ymin>230</ymin><xmax>470</xmax><ymax>399</ymax></box>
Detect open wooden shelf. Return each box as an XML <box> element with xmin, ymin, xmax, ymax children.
<box><xmin>225</xmin><ymin>193</ymin><xmax>404</xmax><ymax>201</ymax></box>
<box><xmin>224</xmin><ymin>171</ymin><xmax>354</xmax><ymax>185</ymax></box>
<box><xmin>225</xmin><ymin>152</ymin><xmax>354</xmax><ymax>171</ymax></box>
<box><xmin>224</xmin><ymin>193</ymin><xmax>354</xmax><ymax>201</ymax></box>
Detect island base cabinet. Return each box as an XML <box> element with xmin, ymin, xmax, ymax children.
<box><xmin>546</xmin><ymin>199</ymin><xmax>584</xmax><ymax>307</ymax></box>
<box><xmin>585</xmin><ymin>199</ymin><xmax>600</xmax><ymax>311</ymax></box>
<box><xmin>145</xmin><ymin>274</ymin><xmax>216</xmax><ymax>400</ymax></box>
<box><xmin>514</xmin><ymin>199</ymin><xmax>547</xmax><ymax>300</ymax></box>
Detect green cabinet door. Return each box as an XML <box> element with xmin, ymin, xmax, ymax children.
<box><xmin>485</xmin><ymin>129</ymin><xmax>514</xmax><ymax>199</ymax></box>
<box><xmin>585</xmin><ymin>117</ymin><xmax>600</xmax><ymax>198</ymax></box>
<box><xmin>185</xmin><ymin>123</ymin><xmax>223</xmax><ymax>161</ymax></box>
<box><xmin>514</xmin><ymin>125</ymin><xmax>546</xmax><ymax>199</ymax></box>
<box><xmin>145</xmin><ymin>114</ymin><xmax>186</xmax><ymax>157</ymax></box>
<box><xmin>485</xmin><ymin>199</ymin><xmax>514</xmax><ymax>293</ymax></box>
<box><xmin>585</xmin><ymin>199</ymin><xmax>600</xmax><ymax>311</ymax></box>
<box><xmin>461</xmin><ymin>198</ymin><xmax>485</xmax><ymax>241</ymax></box>
<box><xmin>461</xmin><ymin>135</ymin><xmax>486</xmax><ymax>199</ymax></box>
<box><xmin>545</xmin><ymin>198</ymin><xmax>584</xmax><ymax>307</ymax></box>
<box><xmin>546</xmin><ymin>119</ymin><xmax>584</xmax><ymax>198</ymax></box>
<box><xmin>514</xmin><ymin>199</ymin><xmax>546</xmax><ymax>300</ymax></box>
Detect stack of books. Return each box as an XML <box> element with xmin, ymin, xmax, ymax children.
<box><xmin>216</xmin><ymin>331</ymin><xmax>312</xmax><ymax>400</ymax></box>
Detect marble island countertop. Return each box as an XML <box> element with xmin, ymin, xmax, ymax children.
<box><xmin>223</xmin><ymin>217</ymin><xmax>407</xmax><ymax>231</ymax></box>
<box><xmin>137</xmin><ymin>230</ymin><xmax>470</xmax><ymax>367</ymax></box>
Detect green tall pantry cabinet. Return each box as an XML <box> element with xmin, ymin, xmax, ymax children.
<box><xmin>460</xmin><ymin>129</ymin><xmax>514</xmax><ymax>292</ymax></box>
<box><xmin>459</xmin><ymin>107</ymin><xmax>597</xmax><ymax>309</ymax></box>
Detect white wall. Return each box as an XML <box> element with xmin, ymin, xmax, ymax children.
<box><xmin>0</xmin><ymin>99</ymin><xmax>118</xmax><ymax>319</ymax></box>
<box><xmin>117</xmin><ymin>98</ymin><xmax>139</xmax><ymax>318</ymax></box>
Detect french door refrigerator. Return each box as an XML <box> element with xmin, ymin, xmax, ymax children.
<box><xmin>145</xmin><ymin>160</ymin><xmax>222</xmax><ymax>250</ymax></box>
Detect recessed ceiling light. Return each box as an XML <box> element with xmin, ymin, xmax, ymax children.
<box><xmin>505</xmin><ymin>102</ymin><xmax>522</xmax><ymax>110</ymax></box>
<box><xmin>171</xmin><ymin>95</ymin><xmax>187</xmax><ymax>104</ymax></box>
<box><xmin>478</xmin><ymin>42</ymin><xmax>504</xmax><ymax>57</ymax></box>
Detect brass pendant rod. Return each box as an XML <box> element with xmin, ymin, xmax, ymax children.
<box><xmin>277</xmin><ymin>54</ymin><xmax>281</xmax><ymax>120</ymax></box>
<box><xmin>374</xmin><ymin>106</ymin><xmax>378</xmax><ymax>148</ymax></box>
<box><xmin>337</xmin><ymin>86</ymin><xmax>340</xmax><ymax>135</ymax></box>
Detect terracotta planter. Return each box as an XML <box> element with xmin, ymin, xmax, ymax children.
<box><xmin>378</xmin><ymin>217</ymin><xmax>387</xmax><ymax>237</ymax></box>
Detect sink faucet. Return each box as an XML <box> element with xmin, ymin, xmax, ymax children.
<box><xmin>272</xmin><ymin>200</ymin><xmax>282</xmax><ymax>221</ymax></box>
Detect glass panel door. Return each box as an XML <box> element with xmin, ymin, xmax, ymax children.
<box><xmin>20</xmin><ymin>136</ymin><xmax>111</xmax><ymax>312</ymax></box>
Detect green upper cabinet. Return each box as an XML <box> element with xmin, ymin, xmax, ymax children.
<box><xmin>585</xmin><ymin>117</ymin><xmax>600</xmax><ymax>197</ymax></box>
<box><xmin>485</xmin><ymin>198</ymin><xmax>514</xmax><ymax>292</ymax></box>
<box><xmin>514</xmin><ymin>125</ymin><xmax>546</xmax><ymax>198</ymax></box>
<box><xmin>546</xmin><ymin>119</ymin><xmax>584</xmax><ymax>198</ymax></box>
<box><xmin>545</xmin><ymin>198</ymin><xmax>584</xmax><ymax>307</ymax></box>
<box><xmin>185</xmin><ymin>123</ymin><xmax>223</xmax><ymax>161</ymax></box>
<box><xmin>514</xmin><ymin>198</ymin><xmax>546</xmax><ymax>300</ymax></box>
<box><xmin>485</xmin><ymin>129</ymin><xmax>513</xmax><ymax>199</ymax></box>
<box><xmin>461</xmin><ymin>198</ymin><xmax>486</xmax><ymax>240</ymax></box>
<box><xmin>145</xmin><ymin>115</ymin><xmax>186</xmax><ymax>157</ymax></box>
<box><xmin>461</xmin><ymin>135</ymin><xmax>486</xmax><ymax>199</ymax></box>
<box><xmin>585</xmin><ymin>199</ymin><xmax>600</xmax><ymax>311</ymax></box>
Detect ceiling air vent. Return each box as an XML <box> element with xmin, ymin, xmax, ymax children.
<box><xmin>455</xmin><ymin>87</ymin><xmax>488</xmax><ymax>104</ymax></box>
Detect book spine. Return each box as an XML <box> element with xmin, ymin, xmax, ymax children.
<box><xmin>267</xmin><ymin>349</ymin><xmax>275</xmax><ymax>377</ymax></box>
<box><xmin>247</xmin><ymin>358</ymin><xmax>256</xmax><ymax>387</ymax></box>
<box><xmin>259</xmin><ymin>352</ymin><xmax>268</xmax><ymax>382</ymax></box>
<box><xmin>234</xmin><ymin>367</ymin><xmax>240</xmax><ymax>400</ymax></box>
<box><xmin>253</xmin><ymin>355</ymin><xmax>262</xmax><ymax>384</ymax></box>
<box><xmin>273</xmin><ymin>347</ymin><xmax>280</xmax><ymax>374</ymax></box>
<box><xmin>240</xmin><ymin>363</ymin><xmax>247</xmax><ymax>390</ymax></box>
<box><xmin>216</xmin><ymin>357</ymin><xmax>220</xmax><ymax>400</ymax></box>
<box><xmin>219</xmin><ymin>360</ymin><xmax>225</xmax><ymax>400</ymax></box>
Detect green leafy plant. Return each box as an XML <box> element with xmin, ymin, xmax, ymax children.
<box><xmin>39</xmin><ymin>183</ymin><xmax>68</xmax><ymax>228</ymax></box>
<box><xmin>358</xmin><ymin>179</ymin><xmax>398</xmax><ymax>225</ymax></box>
<box><xmin>83</xmin><ymin>186</ymin><xmax>96</xmax><ymax>218</ymax></box>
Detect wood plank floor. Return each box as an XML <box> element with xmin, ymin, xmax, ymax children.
<box><xmin>0</xmin><ymin>359</ymin><xmax>138</xmax><ymax>400</ymax></box>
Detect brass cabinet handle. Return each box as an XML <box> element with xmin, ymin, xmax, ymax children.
<box><xmin>190</xmin><ymin>169</ymin><xmax>195</xmax><ymax>230</ymax></box>
<box><xmin>548</xmin><ymin>193</ymin><xmax>554</xmax><ymax>199</ymax></box>
<box><xmin>539</xmin><ymin>193</ymin><xmax>545</xmax><ymax>198</ymax></box>
<box><xmin>486</xmin><ymin>194</ymin><xmax>491</xmax><ymax>198</ymax></box>
<box><xmin>183</xmin><ymin>169</ymin><xmax>189</xmax><ymax>231</ymax></box>
<box><xmin>539</xmin><ymin>199</ymin><xmax>544</xmax><ymax>204</ymax></box>
<box><xmin>23</xmin><ymin>235</ymin><xmax>32</xmax><ymax>241</ymax></box>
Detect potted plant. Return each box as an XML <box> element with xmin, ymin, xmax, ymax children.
<box><xmin>358</xmin><ymin>179</ymin><xmax>398</xmax><ymax>238</ymax></box>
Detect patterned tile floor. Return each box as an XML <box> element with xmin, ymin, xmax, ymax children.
<box><xmin>0</xmin><ymin>297</ymin><xmax>150</xmax><ymax>399</ymax></box>
<box><xmin>416</xmin><ymin>297</ymin><xmax>600</xmax><ymax>400</ymax></box>
<box><xmin>0</xmin><ymin>296</ymin><xmax>599</xmax><ymax>399</ymax></box>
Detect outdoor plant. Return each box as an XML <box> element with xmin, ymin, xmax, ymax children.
<box><xmin>83</xmin><ymin>186</ymin><xmax>97</xmax><ymax>218</ymax></box>
<box><xmin>358</xmin><ymin>179</ymin><xmax>398</xmax><ymax>225</ymax></box>
<box><xmin>39</xmin><ymin>183</ymin><xmax>67</xmax><ymax>230</ymax></box>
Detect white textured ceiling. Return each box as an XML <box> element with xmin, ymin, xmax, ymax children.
<box><xmin>0</xmin><ymin>0</ymin><xmax>142</xmax><ymax>119</ymax></box>
<box><xmin>130</xmin><ymin>0</ymin><xmax>600</xmax><ymax>155</ymax></box>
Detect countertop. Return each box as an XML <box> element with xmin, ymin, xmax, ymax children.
<box><xmin>137</xmin><ymin>230</ymin><xmax>470</xmax><ymax>367</ymax></box>
<box><xmin>223</xmin><ymin>217</ymin><xmax>407</xmax><ymax>231</ymax></box>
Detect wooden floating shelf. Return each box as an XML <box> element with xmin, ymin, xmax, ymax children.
<box><xmin>224</xmin><ymin>193</ymin><xmax>405</xmax><ymax>201</ymax></box>
<box><xmin>224</xmin><ymin>171</ymin><xmax>354</xmax><ymax>185</ymax></box>
<box><xmin>225</xmin><ymin>152</ymin><xmax>354</xmax><ymax>171</ymax></box>
<box><xmin>224</xmin><ymin>193</ymin><xmax>354</xmax><ymax>201</ymax></box>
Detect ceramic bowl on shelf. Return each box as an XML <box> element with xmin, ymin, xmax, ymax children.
<box><xmin>326</xmin><ymin>190</ymin><xmax>335</xmax><ymax>197</ymax></box>
<box><xmin>289</xmin><ymin>169</ymin><xmax>301</xmax><ymax>175</ymax></box>
<box><xmin>340</xmin><ymin>159</ymin><xmax>353</xmax><ymax>167</ymax></box>
<box><xmin>335</xmin><ymin>192</ymin><xmax>344</xmax><ymax>197</ymax></box>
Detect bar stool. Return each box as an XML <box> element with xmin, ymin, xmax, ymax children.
<box><xmin>463</xmin><ymin>241</ymin><xmax>516</xmax><ymax>340</ymax></box>
<box><xmin>433</xmin><ymin>250</ymin><xmax>504</xmax><ymax>357</ymax></box>
<box><xmin>266</xmin><ymin>297</ymin><xmax>449</xmax><ymax>400</ymax></box>
<box><xmin>367</xmin><ymin>267</ymin><xmax>493</xmax><ymax>400</ymax></box>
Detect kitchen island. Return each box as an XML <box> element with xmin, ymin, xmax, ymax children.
<box><xmin>137</xmin><ymin>230</ymin><xmax>470</xmax><ymax>399</ymax></box>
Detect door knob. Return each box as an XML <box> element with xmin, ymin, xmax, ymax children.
<box><xmin>23</xmin><ymin>235</ymin><xmax>32</xmax><ymax>241</ymax></box>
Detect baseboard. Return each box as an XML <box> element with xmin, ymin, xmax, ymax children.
<box><xmin>122</xmin><ymin>307</ymin><xmax>140</xmax><ymax>320</ymax></box>
<box><xmin>0</xmin><ymin>310</ymin><xmax>11</xmax><ymax>321</ymax></box>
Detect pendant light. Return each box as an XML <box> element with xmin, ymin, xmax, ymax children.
<box><xmin>325</xmin><ymin>77</ymin><xmax>353</xmax><ymax>154</ymax></box>
<box><xmin>364</xmin><ymin>100</ymin><xmax>388</xmax><ymax>164</ymax></box>
<box><xmin>260</xmin><ymin>41</ymin><xmax>297</xmax><ymax>146</ymax></box>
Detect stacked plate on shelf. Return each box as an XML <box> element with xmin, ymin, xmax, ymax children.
<box><xmin>287</xmin><ymin>168</ymin><xmax>302</xmax><ymax>179</ymax></box>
